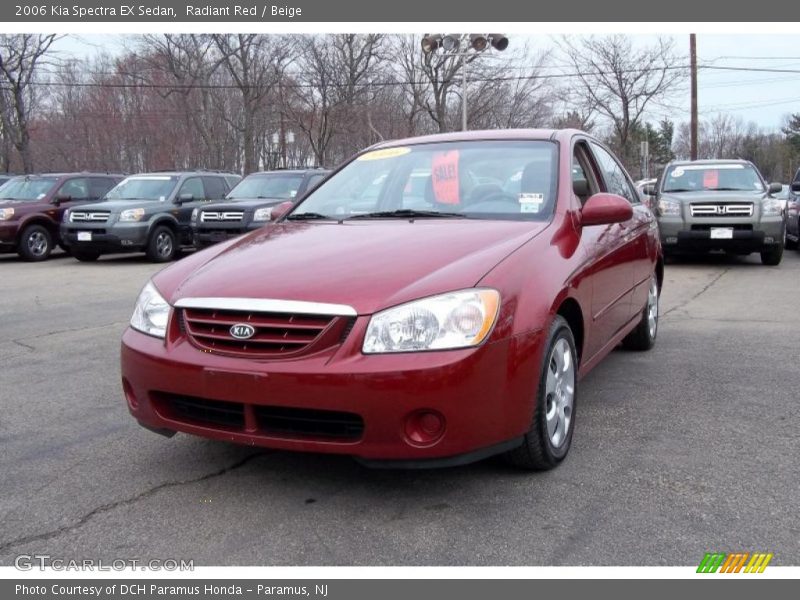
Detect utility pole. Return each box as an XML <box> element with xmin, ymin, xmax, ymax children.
<box><xmin>690</xmin><ymin>33</ymin><xmax>698</xmax><ymax>161</ymax></box>
<box><xmin>278</xmin><ymin>80</ymin><xmax>288</xmax><ymax>169</ymax></box>
<box><xmin>461</xmin><ymin>52</ymin><xmax>468</xmax><ymax>132</ymax></box>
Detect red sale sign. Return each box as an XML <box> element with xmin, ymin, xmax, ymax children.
<box><xmin>431</xmin><ymin>151</ymin><xmax>460</xmax><ymax>204</ymax></box>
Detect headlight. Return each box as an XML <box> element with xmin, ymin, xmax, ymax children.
<box><xmin>191</xmin><ymin>208</ymin><xmax>199</xmax><ymax>222</ymax></box>
<box><xmin>658</xmin><ymin>199</ymin><xmax>681</xmax><ymax>216</ymax></box>
<box><xmin>762</xmin><ymin>198</ymin><xmax>783</xmax><ymax>217</ymax></box>
<box><xmin>363</xmin><ymin>289</ymin><xmax>500</xmax><ymax>354</ymax></box>
<box><xmin>130</xmin><ymin>281</ymin><xmax>170</xmax><ymax>339</ymax></box>
<box><xmin>253</xmin><ymin>207</ymin><xmax>273</xmax><ymax>222</ymax></box>
<box><xmin>120</xmin><ymin>208</ymin><xmax>146</xmax><ymax>222</ymax></box>
<box><xmin>0</xmin><ymin>208</ymin><xmax>15</xmax><ymax>221</ymax></box>
<box><xmin>62</xmin><ymin>210</ymin><xmax>70</xmax><ymax>223</ymax></box>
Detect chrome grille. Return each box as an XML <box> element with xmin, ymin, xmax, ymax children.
<box><xmin>690</xmin><ymin>203</ymin><xmax>753</xmax><ymax>217</ymax></box>
<box><xmin>200</xmin><ymin>211</ymin><xmax>245</xmax><ymax>223</ymax></box>
<box><xmin>69</xmin><ymin>211</ymin><xmax>110</xmax><ymax>222</ymax></box>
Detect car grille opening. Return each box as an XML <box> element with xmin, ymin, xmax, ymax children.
<box><xmin>69</xmin><ymin>211</ymin><xmax>110</xmax><ymax>222</ymax></box>
<box><xmin>151</xmin><ymin>392</ymin><xmax>364</xmax><ymax>442</ymax></box>
<box><xmin>155</xmin><ymin>394</ymin><xmax>245</xmax><ymax>430</ymax></box>
<box><xmin>690</xmin><ymin>203</ymin><xmax>753</xmax><ymax>217</ymax></box>
<box><xmin>691</xmin><ymin>224</ymin><xmax>753</xmax><ymax>231</ymax></box>
<box><xmin>180</xmin><ymin>308</ymin><xmax>349</xmax><ymax>358</ymax></box>
<box><xmin>253</xmin><ymin>406</ymin><xmax>364</xmax><ymax>440</ymax></box>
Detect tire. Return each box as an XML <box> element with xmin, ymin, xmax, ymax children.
<box><xmin>504</xmin><ymin>315</ymin><xmax>578</xmax><ymax>471</ymax></box>
<box><xmin>785</xmin><ymin>236</ymin><xmax>797</xmax><ymax>250</ymax></box>
<box><xmin>17</xmin><ymin>224</ymin><xmax>53</xmax><ymax>262</ymax></box>
<box><xmin>760</xmin><ymin>244</ymin><xmax>783</xmax><ymax>266</ymax></box>
<box><xmin>146</xmin><ymin>226</ymin><xmax>177</xmax><ymax>263</ymax></box>
<box><xmin>622</xmin><ymin>274</ymin><xmax>659</xmax><ymax>351</ymax></box>
<box><xmin>72</xmin><ymin>249</ymin><xmax>100</xmax><ymax>262</ymax></box>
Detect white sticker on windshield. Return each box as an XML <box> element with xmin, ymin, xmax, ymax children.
<box><xmin>519</xmin><ymin>193</ymin><xmax>544</xmax><ymax>213</ymax></box>
<box><xmin>37</xmin><ymin>193</ymin><xmax>46</xmax><ymax>200</ymax></box>
<box><xmin>159</xmin><ymin>196</ymin><xmax>165</xmax><ymax>202</ymax></box>
<box><xmin>672</xmin><ymin>168</ymin><xmax>685</xmax><ymax>177</ymax></box>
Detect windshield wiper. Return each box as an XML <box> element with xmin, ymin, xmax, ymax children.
<box><xmin>286</xmin><ymin>211</ymin><xmax>334</xmax><ymax>221</ymax></box>
<box><xmin>663</xmin><ymin>188</ymin><xmax>693</xmax><ymax>193</ymax></box>
<box><xmin>705</xmin><ymin>187</ymin><xmax>749</xmax><ymax>192</ymax></box>
<box><xmin>345</xmin><ymin>209</ymin><xmax>467</xmax><ymax>220</ymax></box>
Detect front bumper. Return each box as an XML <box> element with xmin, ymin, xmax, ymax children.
<box><xmin>192</xmin><ymin>221</ymin><xmax>263</xmax><ymax>246</ymax></box>
<box><xmin>658</xmin><ymin>216</ymin><xmax>784</xmax><ymax>253</ymax></box>
<box><xmin>0</xmin><ymin>221</ymin><xmax>19</xmax><ymax>249</ymax></box>
<box><xmin>121</xmin><ymin>318</ymin><xmax>544</xmax><ymax>463</ymax></box>
<box><xmin>61</xmin><ymin>222</ymin><xmax>150</xmax><ymax>253</ymax></box>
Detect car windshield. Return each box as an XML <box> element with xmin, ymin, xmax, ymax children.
<box><xmin>105</xmin><ymin>176</ymin><xmax>179</xmax><ymax>201</ymax></box>
<box><xmin>663</xmin><ymin>164</ymin><xmax>764</xmax><ymax>193</ymax></box>
<box><xmin>0</xmin><ymin>177</ymin><xmax>58</xmax><ymax>201</ymax></box>
<box><xmin>290</xmin><ymin>140</ymin><xmax>558</xmax><ymax>221</ymax></box>
<box><xmin>228</xmin><ymin>174</ymin><xmax>305</xmax><ymax>200</ymax></box>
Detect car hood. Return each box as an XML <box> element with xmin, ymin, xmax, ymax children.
<box><xmin>161</xmin><ymin>219</ymin><xmax>548</xmax><ymax>315</ymax></box>
<box><xmin>72</xmin><ymin>199</ymin><xmax>164</xmax><ymax>212</ymax></box>
<box><xmin>204</xmin><ymin>198</ymin><xmax>285</xmax><ymax>210</ymax></box>
<box><xmin>660</xmin><ymin>190</ymin><xmax>767</xmax><ymax>203</ymax></box>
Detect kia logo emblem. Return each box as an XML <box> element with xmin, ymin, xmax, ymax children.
<box><xmin>230</xmin><ymin>323</ymin><xmax>256</xmax><ymax>340</ymax></box>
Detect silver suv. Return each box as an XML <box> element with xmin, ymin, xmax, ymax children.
<box><xmin>645</xmin><ymin>159</ymin><xmax>786</xmax><ymax>265</ymax></box>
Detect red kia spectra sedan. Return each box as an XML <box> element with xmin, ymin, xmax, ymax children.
<box><xmin>121</xmin><ymin>129</ymin><xmax>662</xmax><ymax>470</ymax></box>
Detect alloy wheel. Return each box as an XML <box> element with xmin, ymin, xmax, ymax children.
<box><xmin>544</xmin><ymin>337</ymin><xmax>575</xmax><ymax>448</ymax></box>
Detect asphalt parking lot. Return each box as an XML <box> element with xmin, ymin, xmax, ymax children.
<box><xmin>0</xmin><ymin>248</ymin><xmax>798</xmax><ymax>566</ymax></box>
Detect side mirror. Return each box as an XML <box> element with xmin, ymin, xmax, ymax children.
<box><xmin>271</xmin><ymin>201</ymin><xmax>294</xmax><ymax>221</ymax></box>
<box><xmin>791</xmin><ymin>182</ymin><xmax>800</xmax><ymax>194</ymax></box>
<box><xmin>176</xmin><ymin>193</ymin><xmax>194</xmax><ymax>204</ymax></box>
<box><xmin>642</xmin><ymin>184</ymin><xmax>656</xmax><ymax>196</ymax></box>
<box><xmin>768</xmin><ymin>182</ymin><xmax>783</xmax><ymax>194</ymax></box>
<box><xmin>52</xmin><ymin>194</ymin><xmax>71</xmax><ymax>205</ymax></box>
<box><xmin>581</xmin><ymin>193</ymin><xmax>633</xmax><ymax>226</ymax></box>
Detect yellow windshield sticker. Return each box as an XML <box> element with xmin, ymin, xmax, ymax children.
<box><xmin>357</xmin><ymin>147</ymin><xmax>411</xmax><ymax>161</ymax></box>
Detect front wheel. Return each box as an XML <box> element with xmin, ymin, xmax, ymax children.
<box><xmin>146</xmin><ymin>226</ymin><xmax>177</xmax><ymax>262</ymax></box>
<box><xmin>622</xmin><ymin>274</ymin><xmax>659</xmax><ymax>351</ymax></box>
<box><xmin>504</xmin><ymin>315</ymin><xmax>577</xmax><ymax>471</ymax></box>
<box><xmin>17</xmin><ymin>224</ymin><xmax>52</xmax><ymax>261</ymax></box>
<box><xmin>760</xmin><ymin>244</ymin><xmax>783</xmax><ymax>266</ymax></box>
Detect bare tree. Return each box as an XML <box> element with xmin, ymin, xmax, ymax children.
<box><xmin>559</xmin><ymin>35</ymin><xmax>686</xmax><ymax>164</ymax></box>
<box><xmin>0</xmin><ymin>34</ymin><xmax>59</xmax><ymax>172</ymax></box>
<box><xmin>212</xmin><ymin>34</ymin><xmax>294</xmax><ymax>173</ymax></box>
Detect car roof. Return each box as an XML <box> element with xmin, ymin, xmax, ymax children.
<box><xmin>128</xmin><ymin>171</ymin><xmax>239</xmax><ymax>177</ymax></box>
<box><xmin>369</xmin><ymin>128</ymin><xmax>585</xmax><ymax>150</ymax></box>
<box><xmin>246</xmin><ymin>169</ymin><xmax>327</xmax><ymax>177</ymax></box>
<box><xmin>6</xmin><ymin>172</ymin><xmax>124</xmax><ymax>178</ymax></box>
<box><xmin>667</xmin><ymin>159</ymin><xmax>753</xmax><ymax>167</ymax></box>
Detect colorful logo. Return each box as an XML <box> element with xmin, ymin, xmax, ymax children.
<box><xmin>697</xmin><ymin>552</ymin><xmax>773</xmax><ymax>573</ymax></box>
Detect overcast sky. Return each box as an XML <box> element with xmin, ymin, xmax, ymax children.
<box><xmin>53</xmin><ymin>34</ymin><xmax>800</xmax><ymax>132</ymax></box>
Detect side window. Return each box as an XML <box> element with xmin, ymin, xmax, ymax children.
<box><xmin>178</xmin><ymin>177</ymin><xmax>205</xmax><ymax>200</ymax></box>
<box><xmin>89</xmin><ymin>177</ymin><xmax>116</xmax><ymax>199</ymax></box>
<box><xmin>225</xmin><ymin>175</ymin><xmax>242</xmax><ymax>190</ymax></box>
<box><xmin>590</xmin><ymin>143</ymin><xmax>638</xmax><ymax>204</ymax></box>
<box><xmin>57</xmin><ymin>178</ymin><xmax>89</xmax><ymax>200</ymax></box>
<box><xmin>202</xmin><ymin>176</ymin><xmax>227</xmax><ymax>200</ymax></box>
<box><xmin>572</xmin><ymin>142</ymin><xmax>601</xmax><ymax>206</ymax></box>
<box><xmin>305</xmin><ymin>174</ymin><xmax>326</xmax><ymax>193</ymax></box>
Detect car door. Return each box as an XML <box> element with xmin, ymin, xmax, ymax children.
<box><xmin>590</xmin><ymin>143</ymin><xmax>655</xmax><ymax>318</ymax></box>
<box><xmin>581</xmin><ymin>142</ymin><xmax>641</xmax><ymax>352</ymax></box>
<box><xmin>52</xmin><ymin>177</ymin><xmax>91</xmax><ymax>221</ymax></box>
<box><xmin>174</xmin><ymin>176</ymin><xmax>207</xmax><ymax>243</ymax></box>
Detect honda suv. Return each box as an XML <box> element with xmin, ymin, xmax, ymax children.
<box><xmin>61</xmin><ymin>171</ymin><xmax>241</xmax><ymax>262</ymax></box>
<box><xmin>0</xmin><ymin>173</ymin><xmax>123</xmax><ymax>261</ymax></box>
<box><xmin>645</xmin><ymin>159</ymin><xmax>786</xmax><ymax>265</ymax></box>
<box><xmin>192</xmin><ymin>169</ymin><xmax>329</xmax><ymax>248</ymax></box>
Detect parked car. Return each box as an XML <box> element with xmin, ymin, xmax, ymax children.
<box><xmin>61</xmin><ymin>170</ymin><xmax>241</xmax><ymax>262</ymax></box>
<box><xmin>121</xmin><ymin>129</ymin><xmax>662</xmax><ymax>470</ymax></box>
<box><xmin>785</xmin><ymin>171</ymin><xmax>800</xmax><ymax>250</ymax></box>
<box><xmin>0</xmin><ymin>173</ymin><xmax>18</xmax><ymax>188</ymax></box>
<box><xmin>192</xmin><ymin>168</ymin><xmax>329</xmax><ymax>248</ymax></box>
<box><xmin>643</xmin><ymin>159</ymin><xmax>786</xmax><ymax>265</ymax></box>
<box><xmin>0</xmin><ymin>173</ymin><xmax>123</xmax><ymax>261</ymax></box>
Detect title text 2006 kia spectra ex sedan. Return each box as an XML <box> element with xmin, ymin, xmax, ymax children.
<box><xmin>121</xmin><ymin>129</ymin><xmax>663</xmax><ymax>470</ymax></box>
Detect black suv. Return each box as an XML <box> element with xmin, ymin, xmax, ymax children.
<box><xmin>61</xmin><ymin>171</ymin><xmax>241</xmax><ymax>262</ymax></box>
<box><xmin>192</xmin><ymin>169</ymin><xmax>329</xmax><ymax>248</ymax></box>
<box><xmin>0</xmin><ymin>173</ymin><xmax>123</xmax><ymax>261</ymax></box>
